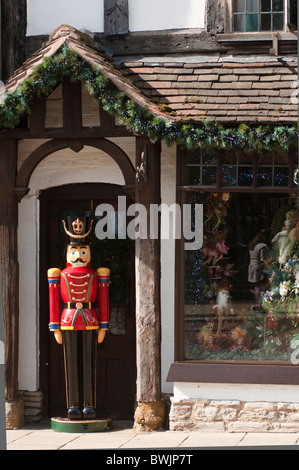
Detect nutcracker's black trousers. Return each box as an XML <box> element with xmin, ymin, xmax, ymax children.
<box><xmin>62</xmin><ymin>330</ymin><xmax>97</xmax><ymax>410</ymax></box>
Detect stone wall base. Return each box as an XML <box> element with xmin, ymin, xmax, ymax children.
<box><xmin>18</xmin><ymin>390</ymin><xmax>43</xmax><ymax>423</ymax></box>
<box><xmin>169</xmin><ymin>398</ymin><xmax>299</xmax><ymax>433</ymax></box>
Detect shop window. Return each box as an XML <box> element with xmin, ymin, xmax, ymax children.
<box><xmin>186</xmin><ymin>149</ymin><xmax>293</xmax><ymax>189</ymax></box>
<box><xmin>179</xmin><ymin>148</ymin><xmax>299</xmax><ymax>363</ymax></box>
<box><xmin>232</xmin><ymin>0</ymin><xmax>297</xmax><ymax>32</ymax></box>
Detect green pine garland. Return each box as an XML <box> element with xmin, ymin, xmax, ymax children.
<box><xmin>0</xmin><ymin>44</ymin><xmax>297</xmax><ymax>153</ymax></box>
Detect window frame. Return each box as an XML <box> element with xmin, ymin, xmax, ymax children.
<box><xmin>173</xmin><ymin>145</ymin><xmax>299</xmax><ymax>385</ymax></box>
<box><xmin>231</xmin><ymin>0</ymin><xmax>287</xmax><ymax>33</ymax></box>
<box><xmin>222</xmin><ymin>0</ymin><xmax>296</xmax><ymax>34</ymax></box>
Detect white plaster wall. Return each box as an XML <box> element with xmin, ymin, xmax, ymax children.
<box><xmin>18</xmin><ymin>139</ymin><xmax>176</xmax><ymax>395</ymax></box>
<box><xmin>26</xmin><ymin>0</ymin><xmax>206</xmax><ymax>36</ymax></box>
<box><xmin>129</xmin><ymin>0</ymin><xmax>206</xmax><ymax>32</ymax></box>
<box><xmin>18</xmin><ymin>194</ymin><xmax>40</xmax><ymax>391</ymax></box>
<box><xmin>26</xmin><ymin>0</ymin><xmax>105</xmax><ymax>36</ymax></box>
<box><xmin>174</xmin><ymin>382</ymin><xmax>299</xmax><ymax>403</ymax></box>
<box><xmin>160</xmin><ymin>142</ymin><xmax>176</xmax><ymax>394</ymax></box>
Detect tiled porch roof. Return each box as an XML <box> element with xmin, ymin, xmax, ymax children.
<box><xmin>120</xmin><ymin>56</ymin><xmax>298</xmax><ymax>124</ymax></box>
<box><xmin>4</xmin><ymin>25</ymin><xmax>167</xmax><ymax>119</ymax></box>
<box><xmin>3</xmin><ymin>25</ymin><xmax>298</xmax><ymax>125</ymax></box>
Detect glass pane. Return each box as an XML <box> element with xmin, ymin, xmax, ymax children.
<box><xmin>273</xmin><ymin>12</ymin><xmax>284</xmax><ymax>30</ymax></box>
<box><xmin>261</xmin><ymin>13</ymin><xmax>271</xmax><ymax>30</ymax></box>
<box><xmin>222</xmin><ymin>166</ymin><xmax>237</xmax><ymax>186</ymax></box>
<box><xmin>187</xmin><ymin>166</ymin><xmax>201</xmax><ymax>185</ymax></box>
<box><xmin>289</xmin><ymin>0</ymin><xmax>297</xmax><ymax>30</ymax></box>
<box><xmin>184</xmin><ymin>192</ymin><xmax>299</xmax><ymax>362</ymax></box>
<box><xmin>246</xmin><ymin>13</ymin><xmax>259</xmax><ymax>31</ymax></box>
<box><xmin>261</xmin><ymin>0</ymin><xmax>271</xmax><ymax>12</ymax></box>
<box><xmin>238</xmin><ymin>167</ymin><xmax>253</xmax><ymax>186</ymax></box>
<box><xmin>258</xmin><ymin>167</ymin><xmax>272</xmax><ymax>186</ymax></box>
<box><xmin>110</xmin><ymin>306</ymin><xmax>126</xmax><ymax>335</ymax></box>
<box><xmin>246</xmin><ymin>0</ymin><xmax>259</xmax><ymax>12</ymax></box>
<box><xmin>234</xmin><ymin>13</ymin><xmax>245</xmax><ymax>31</ymax></box>
<box><xmin>187</xmin><ymin>151</ymin><xmax>201</xmax><ymax>165</ymax></box>
<box><xmin>274</xmin><ymin>167</ymin><xmax>289</xmax><ymax>186</ymax></box>
<box><xmin>202</xmin><ymin>166</ymin><xmax>217</xmax><ymax>186</ymax></box>
<box><xmin>202</xmin><ymin>151</ymin><xmax>218</xmax><ymax>165</ymax></box>
<box><xmin>273</xmin><ymin>0</ymin><xmax>284</xmax><ymax>11</ymax></box>
<box><xmin>233</xmin><ymin>0</ymin><xmax>246</xmax><ymax>11</ymax></box>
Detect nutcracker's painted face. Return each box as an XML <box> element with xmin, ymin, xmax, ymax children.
<box><xmin>67</xmin><ymin>245</ymin><xmax>91</xmax><ymax>267</ymax></box>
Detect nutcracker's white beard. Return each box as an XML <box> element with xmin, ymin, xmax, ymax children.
<box><xmin>217</xmin><ymin>290</ymin><xmax>229</xmax><ymax>309</ymax></box>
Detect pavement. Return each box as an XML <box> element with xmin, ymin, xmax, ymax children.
<box><xmin>4</xmin><ymin>419</ymin><xmax>299</xmax><ymax>451</ymax></box>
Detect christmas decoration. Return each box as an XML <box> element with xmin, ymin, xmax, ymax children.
<box><xmin>248</xmin><ymin>209</ymin><xmax>299</xmax><ymax>359</ymax></box>
<box><xmin>48</xmin><ymin>216</ymin><xmax>110</xmax><ymax>421</ymax></box>
<box><xmin>0</xmin><ymin>45</ymin><xmax>297</xmax><ymax>154</ymax></box>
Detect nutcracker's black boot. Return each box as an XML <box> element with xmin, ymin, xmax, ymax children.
<box><xmin>82</xmin><ymin>406</ymin><xmax>96</xmax><ymax>420</ymax></box>
<box><xmin>67</xmin><ymin>406</ymin><xmax>82</xmax><ymax>420</ymax></box>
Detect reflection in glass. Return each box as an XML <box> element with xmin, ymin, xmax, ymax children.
<box><xmin>233</xmin><ymin>0</ymin><xmax>246</xmax><ymax>12</ymax></box>
<box><xmin>274</xmin><ymin>167</ymin><xmax>289</xmax><ymax>187</ymax></box>
<box><xmin>187</xmin><ymin>166</ymin><xmax>201</xmax><ymax>185</ymax></box>
<box><xmin>202</xmin><ymin>151</ymin><xmax>218</xmax><ymax>166</ymax></box>
<box><xmin>273</xmin><ymin>0</ymin><xmax>284</xmax><ymax>11</ymax></box>
<box><xmin>247</xmin><ymin>0</ymin><xmax>259</xmax><ymax>12</ymax></box>
<box><xmin>261</xmin><ymin>0</ymin><xmax>271</xmax><ymax>12</ymax></box>
<box><xmin>261</xmin><ymin>13</ymin><xmax>271</xmax><ymax>30</ymax></box>
<box><xmin>234</xmin><ymin>14</ymin><xmax>245</xmax><ymax>31</ymax></box>
<box><xmin>246</xmin><ymin>13</ymin><xmax>258</xmax><ymax>31</ymax></box>
<box><xmin>258</xmin><ymin>167</ymin><xmax>272</xmax><ymax>186</ymax></box>
<box><xmin>110</xmin><ymin>306</ymin><xmax>126</xmax><ymax>335</ymax></box>
<box><xmin>222</xmin><ymin>166</ymin><xmax>237</xmax><ymax>186</ymax></box>
<box><xmin>238</xmin><ymin>167</ymin><xmax>253</xmax><ymax>186</ymax></box>
<box><xmin>273</xmin><ymin>12</ymin><xmax>284</xmax><ymax>30</ymax></box>
<box><xmin>202</xmin><ymin>166</ymin><xmax>217</xmax><ymax>186</ymax></box>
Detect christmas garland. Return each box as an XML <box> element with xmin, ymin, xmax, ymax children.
<box><xmin>0</xmin><ymin>44</ymin><xmax>297</xmax><ymax>153</ymax></box>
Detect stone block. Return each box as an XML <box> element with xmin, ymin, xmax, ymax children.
<box><xmin>5</xmin><ymin>398</ymin><xmax>24</xmax><ymax>430</ymax></box>
<box><xmin>134</xmin><ymin>401</ymin><xmax>167</xmax><ymax>432</ymax></box>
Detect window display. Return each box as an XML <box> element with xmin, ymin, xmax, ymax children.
<box><xmin>183</xmin><ymin>187</ymin><xmax>299</xmax><ymax>363</ymax></box>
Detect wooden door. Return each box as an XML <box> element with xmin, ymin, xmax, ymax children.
<box><xmin>39</xmin><ymin>184</ymin><xmax>136</xmax><ymax>420</ymax></box>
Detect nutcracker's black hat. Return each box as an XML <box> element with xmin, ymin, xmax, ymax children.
<box><xmin>62</xmin><ymin>216</ymin><xmax>93</xmax><ymax>245</ymax></box>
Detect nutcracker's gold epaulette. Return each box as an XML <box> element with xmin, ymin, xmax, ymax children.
<box><xmin>47</xmin><ymin>268</ymin><xmax>61</xmax><ymax>278</ymax></box>
<box><xmin>97</xmin><ymin>267</ymin><xmax>110</xmax><ymax>277</ymax></box>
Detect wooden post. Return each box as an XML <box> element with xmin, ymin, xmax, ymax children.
<box><xmin>104</xmin><ymin>0</ymin><xmax>129</xmax><ymax>35</ymax></box>
<box><xmin>62</xmin><ymin>79</ymin><xmax>82</xmax><ymax>133</ymax></box>
<box><xmin>133</xmin><ymin>137</ymin><xmax>166</xmax><ymax>431</ymax></box>
<box><xmin>0</xmin><ymin>139</ymin><xmax>23</xmax><ymax>427</ymax></box>
<box><xmin>1</xmin><ymin>0</ymin><xmax>26</xmax><ymax>80</ymax></box>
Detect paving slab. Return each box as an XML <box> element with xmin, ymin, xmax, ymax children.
<box><xmin>179</xmin><ymin>432</ymin><xmax>246</xmax><ymax>448</ymax></box>
<box><xmin>5</xmin><ymin>420</ymin><xmax>299</xmax><ymax>450</ymax></box>
<box><xmin>61</xmin><ymin>430</ymin><xmax>138</xmax><ymax>449</ymax></box>
<box><xmin>238</xmin><ymin>432</ymin><xmax>299</xmax><ymax>447</ymax></box>
<box><xmin>120</xmin><ymin>431</ymin><xmax>190</xmax><ymax>449</ymax></box>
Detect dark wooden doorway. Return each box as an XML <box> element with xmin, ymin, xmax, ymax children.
<box><xmin>39</xmin><ymin>183</ymin><xmax>136</xmax><ymax>420</ymax></box>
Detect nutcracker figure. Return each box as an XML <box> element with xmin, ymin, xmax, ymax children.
<box><xmin>48</xmin><ymin>216</ymin><xmax>110</xmax><ymax>421</ymax></box>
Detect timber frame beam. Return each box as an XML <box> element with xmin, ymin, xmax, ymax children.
<box><xmin>0</xmin><ymin>139</ymin><xmax>19</xmax><ymax>402</ymax></box>
<box><xmin>133</xmin><ymin>137</ymin><xmax>166</xmax><ymax>431</ymax></box>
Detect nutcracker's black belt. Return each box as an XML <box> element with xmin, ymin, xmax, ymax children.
<box><xmin>64</xmin><ymin>302</ymin><xmax>96</xmax><ymax>309</ymax></box>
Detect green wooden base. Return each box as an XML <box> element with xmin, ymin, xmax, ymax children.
<box><xmin>51</xmin><ymin>417</ymin><xmax>112</xmax><ymax>433</ymax></box>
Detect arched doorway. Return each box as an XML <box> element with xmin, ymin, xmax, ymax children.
<box><xmin>39</xmin><ymin>183</ymin><xmax>136</xmax><ymax>420</ymax></box>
